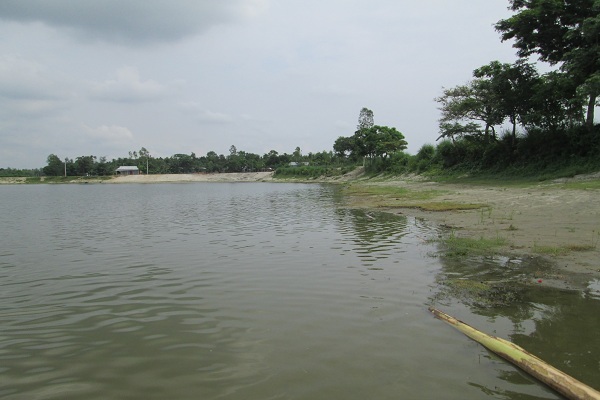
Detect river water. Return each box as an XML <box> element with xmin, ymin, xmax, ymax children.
<box><xmin>0</xmin><ymin>182</ymin><xmax>598</xmax><ymax>399</ymax></box>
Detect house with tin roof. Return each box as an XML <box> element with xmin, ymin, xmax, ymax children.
<box><xmin>115</xmin><ymin>166</ymin><xmax>139</xmax><ymax>175</ymax></box>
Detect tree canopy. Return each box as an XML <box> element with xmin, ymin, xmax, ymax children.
<box><xmin>473</xmin><ymin>60</ymin><xmax>540</xmax><ymax>140</ymax></box>
<box><xmin>334</xmin><ymin>108</ymin><xmax>407</xmax><ymax>163</ymax></box>
<box><xmin>357</xmin><ymin>107</ymin><xmax>375</xmax><ymax>131</ymax></box>
<box><xmin>495</xmin><ymin>0</ymin><xmax>600</xmax><ymax>129</ymax></box>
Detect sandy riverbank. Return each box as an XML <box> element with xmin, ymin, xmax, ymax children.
<box><xmin>0</xmin><ymin>172</ymin><xmax>276</xmax><ymax>184</ymax></box>
<box><xmin>345</xmin><ymin>175</ymin><xmax>600</xmax><ymax>282</ymax></box>
<box><xmin>110</xmin><ymin>171</ymin><xmax>275</xmax><ymax>183</ymax></box>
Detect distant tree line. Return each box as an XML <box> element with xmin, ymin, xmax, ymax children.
<box><xmin>41</xmin><ymin>146</ymin><xmax>342</xmax><ymax>177</ymax></box>
<box><xmin>36</xmin><ymin>105</ymin><xmax>407</xmax><ymax>177</ymax></box>
<box><xmin>0</xmin><ymin>168</ymin><xmax>41</xmax><ymax>177</ymax></box>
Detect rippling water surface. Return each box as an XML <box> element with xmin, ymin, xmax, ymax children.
<box><xmin>1</xmin><ymin>182</ymin><xmax>597</xmax><ymax>399</ymax></box>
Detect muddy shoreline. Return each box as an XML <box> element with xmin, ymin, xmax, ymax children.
<box><xmin>342</xmin><ymin>175</ymin><xmax>600</xmax><ymax>287</ymax></box>
<box><xmin>109</xmin><ymin>172</ymin><xmax>276</xmax><ymax>183</ymax></box>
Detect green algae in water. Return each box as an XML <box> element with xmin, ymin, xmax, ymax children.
<box><xmin>430</xmin><ymin>252</ymin><xmax>600</xmax><ymax>390</ymax></box>
<box><xmin>437</xmin><ymin>278</ymin><xmax>526</xmax><ymax>308</ymax></box>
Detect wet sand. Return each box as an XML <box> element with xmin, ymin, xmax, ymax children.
<box><xmin>110</xmin><ymin>172</ymin><xmax>275</xmax><ymax>183</ymax></box>
<box><xmin>353</xmin><ymin>176</ymin><xmax>600</xmax><ymax>281</ymax></box>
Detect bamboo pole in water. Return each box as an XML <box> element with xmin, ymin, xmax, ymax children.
<box><xmin>429</xmin><ymin>307</ymin><xmax>600</xmax><ymax>400</ymax></box>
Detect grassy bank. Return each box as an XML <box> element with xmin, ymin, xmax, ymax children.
<box><xmin>341</xmin><ymin>183</ymin><xmax>485</xmax><ymax>211</ymax></box>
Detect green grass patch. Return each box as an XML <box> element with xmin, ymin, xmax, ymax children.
<box><xmin>343</xmin><ymin>185</ymin><xmax>441</xmax><ymax>199</ymax></box>
<box><xmin>565</xmin><ymin>244</ymin><xmax>596</xmax><ymax>252</ymax></box>
<box><xmin>443</xmin><ymin>234</ymin><xmax>508</xmax><ymax>257</ymax></box>
<box><xmin>532</xmin><ymin>244</ymin><xmax>569</xmax><ymax>256</ymax></box>
<box><xmin>425</xmin><ymin>155</ymin><xmax>600</xmax><ymax>187</ymax></box>
<box><xmin>533</xmin><ymin>243</ymin><xmax>596</xmax><ymax>256</ymax></box>
<box><xmin>342</xmin><ymin>184</ymin><xmax>485</xmax><ymax>211</ymax></box>
<box><xmin>427</xmin><ymin>168</ymin><xmax>546</xmax><ymax>187</ymax></box>
<box><xmin>561</xmin><ymin>180</ymin><xmax>600</xmax><ymax>190</ymax></box>
<box><xmin>384</xmin><ymin>201</ymin><xmax>484</xmax><ymax>211</ymax></box>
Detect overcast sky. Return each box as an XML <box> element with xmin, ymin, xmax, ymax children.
<box><xmin>0</xmin><ymin>1</ymin><xmax>521</xmax><ymax>169</ymax></box>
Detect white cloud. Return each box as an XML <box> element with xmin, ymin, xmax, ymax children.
<box><xmin>238</xmin><ymin>0</ymin><xmax>270</xmax><ymax>18</ymax></box>
<box><xmin>90</xmin><ymin>67</ymin><xmax>168</xmax><ymax>103</ymax></box>
<box><xmin>240</xmin><ymin>113</ymin><xmax>272</xmax><ymax>123</ymax></box>
<box><xmin>0</xmin><ymin>55</ymin><xmax>74</xmax><ymax>125</ymax></box>
<box><xmin>84</xmin><ymin>124</ymin><xmax>134</xmax><ymax>143</ymax></box>
<box><xmin>180</xmin><ymin>102</ymin><xmax>233</xmax><ymax>124</ymax></box>
<box><xmin>0</xmin><ymin>55</ymin><xmax>69</xmax><ymax>101</ymax></box>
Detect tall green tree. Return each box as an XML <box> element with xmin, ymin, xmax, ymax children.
<box><xmin>169</xmin><ymin>153</ymin><xmax>194</xmax><ymax>173</ymax></box>
<box><xmin>75</xmin><ymin>155</ymin><xmax>96</xmax><ymax>176</ymax></box>
<box><xmin>333</xmin><ymin>136</ymin><xmax>358</xmax><ymax>160</ymax></box>
<box><xmin>335</xmin><ymin>108</ymin><xmax>407</xmax><ymax>163</ymax></box>
<box><xmin>243</xmin><ymin>152</ymin><xmax>263</xmax><ymax>171</ymax></box>
<box><xmin>227</xmin><ymin>145</ymin><xmax>241</xmax><ymax>171</ymax></box>
<box><xmin>437</xmin><ymin>122</ymin><xmax>482</xmax><ymax>142</ymax></box>
<box><xmin>336</xmin><ymin>125</ymin><xmax>407</xmax><ymax>161</ymax></box>
<box><xmin>96</xmin><ymin>156</ymin><xmax>112</xmax><ymax>176</ymax></box>
<box><xmin>292</xmin><ymin>146</ymin><xmax>302</xmax><ymax>162</ymax></box>
<box><xmin>473</xmin><ymin>60</ymin><xmax>540</xmax><ymax>141</ymax></box>
<box><xmin>43</xmin><ymin>154</ymin><xmax>64</xmax><ymax>176</ymax></box>
<box><xmin>357</xmin><ymin>107</ymin><xmax>374</xmax><ymax>131</ymax></box>
<box><xmin>138</xmin><ymin>147</ymin><xmax>151</xmax><ymax>174</ymax></box>
<box><xmin>527</xmin><ymin>70</ymin><xmax>586</xmax><ymax>130</ymax></box>
<box><xmin>263</xmin><ymin>150</ymin><xmax>280</xmax><ymax>169</ymax></box>
<box><xmin>334</xmin><ymin>107</ymin><xmax>373</xmax><ymax>162</ymax></box>
<box><xmin>367</xmin><ymin>126</ymin><xmax>408</xmax><ymax>159</ymax></box>
<box><xmin>496</xmin><ymin>0</ymin><xmax>599</xmax><ymax>130</ymax></box>
<box><xmin>310</xmin><ymin>150</ymin><xmax>334</xmax><ymax>166</ymax></box>
<box><xmin>435</xmin><ymin>80</ymin><xmax>503</xmax><ymax>141</ymax></box>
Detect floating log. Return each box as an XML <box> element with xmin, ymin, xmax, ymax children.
<box><xmin>429</xmin><ymin>307</ymin><xmax>600</xmax><ymax>400</ymax></box>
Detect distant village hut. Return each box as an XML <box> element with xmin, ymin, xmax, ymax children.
<box><xmin>115</xmin><ymin>166</ymin><xmax>139</xmax><ymax>175</ymax></box>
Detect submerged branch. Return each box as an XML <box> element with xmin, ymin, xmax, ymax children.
<box><xmin>429</xmin><ymin>307</ymin><xmax>600</xmax><ymax>400</ymax></box>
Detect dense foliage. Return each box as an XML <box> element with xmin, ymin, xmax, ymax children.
<box><xmin>428</xmin><ymin>0</ymin><xmax>599</xmax><ymax>177</ymax></box>
<box><xmin>0</xmin><ymin>168</ymin><xmax>40</xmax><ymax>177</ymax></box>
<box><xmin>334</xmin><ymin>2</ymin><xmax>599</xmax><ymax>177</ymax></box>
<box><xmin>39</xmin><ymin>146</ymin><xmax>344</xmax><ymax>177</ymax></box>
<box><xmin>496</xmin><ymin>0</ymin><xmax>599</xmax><ymax>130</ymax></box>
<box><xmin>333</xmin><ymin>107</ymin><xmax>408</xmax><ymax>171</ymax></box>
<box><xmin>274</xmin><ymin>165</ymin><xmax>355</xmax><ymax>179</ymax></box>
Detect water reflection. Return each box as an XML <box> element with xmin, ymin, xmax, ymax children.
<box><xmin>432</xmin><ymin>249</ymin><xmax>600</xmax><ymax>391</ymax></box>
<box><xmin>587</xmin><ymin>279</ymin><xmax>600</xmax><ymax>300</ymax></box>
<box><xmin>334</xmin><ymin>209</ymin><xmax>411</xmax><ymax>268</ymax></box>
<box><xmin>2</xmin><ymin>183</ymin><xmax>442</xmax><ymax>400</ymax></box>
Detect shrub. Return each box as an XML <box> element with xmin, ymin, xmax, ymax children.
<box><xmin>274</xmin><ymin>165</ymin><xmax>351</xmax><ymax>178</ymax></box>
